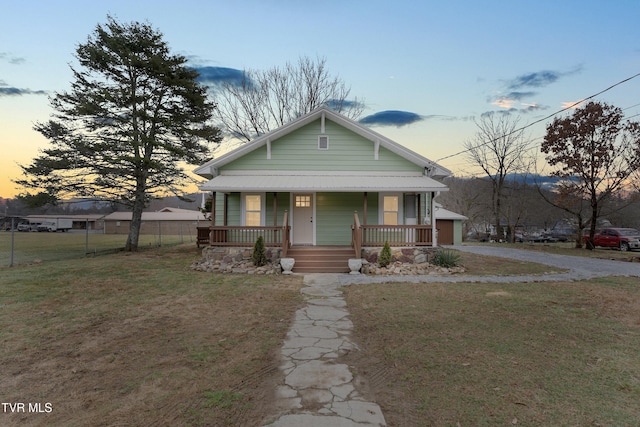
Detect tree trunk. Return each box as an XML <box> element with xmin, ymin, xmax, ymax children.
<box><xmin>588</xmin><ymin>200</ymin><xmax>598</xmax><ymax>244</ymax></box>
<box><xmin>575</xmin><ymin>214</ymin><xmax>586</xmax><ymax>249</ymax></box>
<box><xmin>494</xmin><ymin>182</ymin><xmax>502</xmax><ymax>241</ymax></box>
<box><xmin>125</xmin><ymin>178</ymin><xmax>147</xmax><ymax>252</ymax></box>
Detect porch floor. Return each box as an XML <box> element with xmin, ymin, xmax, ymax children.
<box><xmin>286</xmin><ymin>246</ymin><xmax>354</xmax><ymax>274</ymax></box>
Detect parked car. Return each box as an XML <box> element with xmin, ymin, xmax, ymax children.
<box><xmin>527</xmin><ymin>232</ymin><xmax>559</xmax><ymax>243</ymax></box>
<box><xmin>17</xmin><ymin>223</ymin><xmax>33</xmax><ymax>232</ymax></box>
<box><xmin>585</xmin><ymin>228</ymin><xmax>640</xmax><ymax>251</ymax></box>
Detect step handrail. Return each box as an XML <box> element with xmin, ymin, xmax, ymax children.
<box><xmin>352</xmin><ymin>211</ymin><xmax>362</xmax><ymax>258</ymax></box>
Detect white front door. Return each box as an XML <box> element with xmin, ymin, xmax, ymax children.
<box><xmin>293</xmin><ymin>193</ymin><xmax>313</xmax><ymax>245</ymax></box>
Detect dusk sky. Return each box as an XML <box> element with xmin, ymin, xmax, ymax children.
<box><xmin>2</xmin><ymin>0</ymin><xmax>640</xmax><ymax>198</ymax></box>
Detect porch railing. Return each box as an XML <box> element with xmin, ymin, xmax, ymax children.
<box><xmin>352</xmin><ymin>210</ymin><xmax>433</xmax><ymax>255</ymax></box>
<box><xmin>197</xmin><ymin>210</ymin><xmax>291</xmax><ymax>256</ymax></box>
<box><xmin>361</xmin><ymin>224</ymin><xmax>433</xmax><ymax>246</ymax></box>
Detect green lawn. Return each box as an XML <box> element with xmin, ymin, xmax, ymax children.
<box><xmin>0</xmin><ymin>231</ymin><xmax>195</xmax><ymax>266</ymax></box>
<box><xmin>344</xmin><ymin>277</ymin><xmax>640</xmax><ymax>426</ymax></box>
<box><xmin>3</xmin><ymin>238</ymin><xmax>639</xmax><ymax>426</ymax></box>
<box><xmin>0</xmin><ymin>244</ymin><xmax>304</xmax><ymax>426</ymax></box>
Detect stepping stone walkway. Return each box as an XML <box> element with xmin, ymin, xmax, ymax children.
<box><xmin>265</xmin><ymin>273</ymin><xmax>386</xmax><ymax>427</ymax></box>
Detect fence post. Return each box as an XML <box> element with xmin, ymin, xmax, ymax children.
<box><xmin>85</xmin><ymin>219</ymin><xmax>89</xmax><ymax>254</ymax></box>
<box><xmin>10</xmin><ymin>217</ymin><xmax>15</xmax><ymax>267</ymax></box>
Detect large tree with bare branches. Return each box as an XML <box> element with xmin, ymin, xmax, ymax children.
<box><xmin>464</xmin><ymin>113</ymin><xmax>534</xmax><ymax>241</ymax></box>
<box><xmin>541</xmin><ymin>101</ymin><xmax>640</xmax><ymax>247</ymax></box>
<box><xmin>215</xmin><ymin>56</ymin><xmax>363</xmax><ymax>142</ymax></box>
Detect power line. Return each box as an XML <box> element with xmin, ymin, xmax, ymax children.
<box><xmin>435</xmin><ymin>72</ymin><xmax>640</xmax><ymax>163</ymax></box>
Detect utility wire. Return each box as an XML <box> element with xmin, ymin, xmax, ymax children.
<box><xmin>435</xmin><ymin>72</ymin><xmax>640</xmax><ymax>163</ymax></box>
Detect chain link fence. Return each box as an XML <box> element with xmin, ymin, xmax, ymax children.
<box><xmin>1</xmin><ymin>218</ymin><xmax>199</xmax><ymax>267</ymax></box>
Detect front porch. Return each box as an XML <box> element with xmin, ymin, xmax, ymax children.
<box><xmin>197</xmin><ymin>209</ymin><xmax>435</xmax><ymax>261</ymax></box>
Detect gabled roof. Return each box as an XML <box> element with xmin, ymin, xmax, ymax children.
<box><xmin>194</xmin><ymin>106</ymin><xmax>451</xmax><ymax>179</ymax></box>
<box><xmin>434</xmin><ymin>202</ymin><xmax>468</xmax><ymax>220</ymax></box>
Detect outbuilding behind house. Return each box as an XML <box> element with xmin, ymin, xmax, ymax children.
<box><xmin>103</xmin><ymin>207</ymin><xmax>207</xmax><ymax>235</ymax></box>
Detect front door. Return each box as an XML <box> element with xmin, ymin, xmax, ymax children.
<box><xmin>293</xmin><ymin>193</ymin><xmax>313</xmax><ymax>245</ymax></box>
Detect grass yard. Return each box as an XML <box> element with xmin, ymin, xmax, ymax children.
<box><xmin>3</xmin><ymin>237</ymin><xmax>639</xmax><ymax>426</ymax></box>
<box><xmin>343</xmin><ymin>277</ymin><xmax>640</xmax><ymax>426</ymax></box>
<box><xmin>454</xmin><ymin>251</ymin><xmax>566</xmax><ymax>276</ymax></box>
<box><xmin>0</xmin><ymin>231</ymin><xmax>196</xmax><ymax>266</ymax></box>
<box><xmin>0</xmin><ymin>244</ymin><xmax>304</xmax><ymax>426</ymax></box>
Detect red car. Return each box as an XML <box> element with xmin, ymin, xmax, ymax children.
<box><xmin>586</xmin><ymin>228</ymin><xmax>640</xmax><ymax>251</ymax></box>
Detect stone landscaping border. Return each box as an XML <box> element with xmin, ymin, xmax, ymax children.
<box><xmin>191</xmin><ymin>246</ymin><xmax>465</xmax><ymax>276</ymax></box>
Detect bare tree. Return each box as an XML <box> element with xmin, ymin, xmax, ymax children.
<box><xmin>215</xmin><ymin>56</ymin><xmax>364</xmax><ymax>142</ymax></box>
<box><xmin>439</xmin><ymin>176</ymin><xmax>491</xmax><ymax>239</ymax></box>
<box><xmin>464</xmin><ymin>113</ymin><xmax>534</xmax><ymax>241</ymax></box>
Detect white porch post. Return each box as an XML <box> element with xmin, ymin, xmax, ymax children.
<box><xmin>431</xmin><ymin>191</ymin><xmax>438</xmax><ymax>247</ymax></box>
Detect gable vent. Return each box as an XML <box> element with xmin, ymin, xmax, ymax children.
<box><xmin>318</xmin><ymin>135</ymin><xmax>329</xmax><ymax>150</ymax></box>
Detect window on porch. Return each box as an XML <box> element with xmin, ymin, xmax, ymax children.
<box><xmin>244</xmin><ymin>194</ymin><xmax>262</xmax><ymax>226</ymax></box>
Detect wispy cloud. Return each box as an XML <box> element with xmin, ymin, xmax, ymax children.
<box><xmin>506</xmin><ymin>70</ymin><xmax>564</xmax><ymax>90</ymax></box>
<box><xmin>487</xmin><ymin>66</ymin><xmax>582</xmax><ymax>114</ymax></box>
<box><xmin>0</xmin><ymin>81</ymin><xmax>47</xmax><ymax>97</ymax></box>
<box><xmin>481</xmin><ymin>103</ymin><xmax>549</xmax><ymax>117</ymax></box>
<box><xmin>360</xmin><ymin>110</ymin><xmax>474</xmax><ymax>126</ymax></box>
<box><xmin>0</xmin><ymin>52</ymin><xmax>26</xmax><ymax>65</ymax></box>
<box><xmin>324</xmin><ymin>99</ymin><xmax>366</xmax><ymax>111</ymax></box>
<box><xmin>359</xmin><ymin>110</ymin><xmax>425</xmax><ymax>127</ymax></box>
<box><xmin>190</xmin><ymin>66</ymin><xmax>246</xmax><ymax>87</ymax></box>
<box><xmin>561</xmin><ymin>100</ymin><xmax>586</xmax><ymax>110</ymax></box>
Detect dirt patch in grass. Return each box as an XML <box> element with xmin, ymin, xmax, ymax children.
<box><xmin>343</xmin><ymin>277</ymin><xmax>640</xmax><ymax>426</ymax></box>
<box><xmin>0</xmin><ymin>245</ymin><xmax>304</xmax><ymax>426</ymax></box>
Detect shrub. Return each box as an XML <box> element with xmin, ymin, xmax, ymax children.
<box><xmin>252</xmin><ymin>236</ymin><xmax>268</xmax><ymax>266</ymax></box>
<box><xmin>378</xmin><ymin>241</ymin><xmax>392</xmax><ymax>268</ymax></box>
<box><xmin>432</xmin><ymin>249</ymin><xmax>461</xmax><ymax>268</ymax></box>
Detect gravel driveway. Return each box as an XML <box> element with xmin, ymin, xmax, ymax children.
<box><xmin>340</xmin><ymin>245</ymin><xmax>640</xmax><ymax>285</ymax></box>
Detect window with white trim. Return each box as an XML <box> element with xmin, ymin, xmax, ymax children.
<box><xmin>383</xmin><ymin>195</ymin><xmax>399</xmax><ymax>225</ymax></box>
<box><xmin>244</xmin><ymin>194</ymin><xmax>262</xmax><ymax>226</ymax></box>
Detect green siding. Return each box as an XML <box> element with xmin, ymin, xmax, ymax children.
<box><xmin>315</xmin><ymin>193</ymin><xmax>358</xmax><ymax>245</ymax></box>
<box><xmin>453</xmin><ymin>220</ymin><xmax>463</xmax><ymax>245</ymax></box>
<box><xmin>315</xmin><ymin>192</ymin><xmax>377</xmax><ymax>245</ymax></box>
<box><xmin>221</xmin><ymin>119</ymin><xmax>423</xmax><ymax>173</ymax></box>
<box><xmin>213</xmin><ymin>192</ymin><xmax>240</xmax><ymax>226</ymax></box>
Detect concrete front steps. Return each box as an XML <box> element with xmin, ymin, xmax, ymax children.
<box><xmin>286</xmin><ymin>246</ymin><xmax>354</xmax><ymax>273</ymax></box>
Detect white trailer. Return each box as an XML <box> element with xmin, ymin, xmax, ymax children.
<box><xmin>36</xmin><ymin>218</ymin><xmax>73</xmax><ymax>232</ymax></box>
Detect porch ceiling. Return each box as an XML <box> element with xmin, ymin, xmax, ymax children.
<box><xmin>198</xmin><ymin>174</ymin><xmax>448</xmax><ymax>192</ymax></box>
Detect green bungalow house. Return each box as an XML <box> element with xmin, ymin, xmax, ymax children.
<box><xmin>194</xmin><ymin>106</ymin><xmax>454</xmax><ymax>272</ymax></box>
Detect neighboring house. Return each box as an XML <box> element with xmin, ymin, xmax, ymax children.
<box><xmin>194</xmin><ymin>106</ymin><xmax>456</xmax><ymax>258</ymax></box>
<box><xmin>103</xmin><ymin>207</ymin><xmax>207</xmax><ymax>235</ymax></box>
